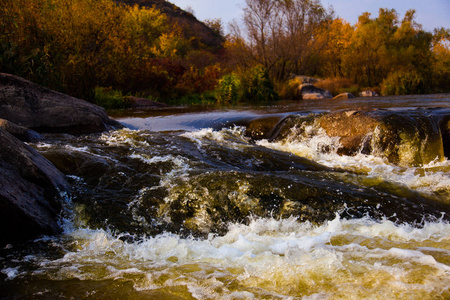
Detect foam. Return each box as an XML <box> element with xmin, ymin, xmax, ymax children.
<box><xmin>1</xmin><ymin>267</ymin><xmax>21</xmax><ymax>280</ymax></box>
<box><xmin>181</xmin><ymin>126</ymin><xmax>250</xmax><ymax>152</ymax></box>
<box><xmin>30</xmin><ymin>216</ymin><xmax>449</xmax><ymax>298</ymax></box>
<box><xmin>256</xmin><ymin>126</ymin><xmax>450</xmax><ymax>200</ymax></box>
<box><xmin>100</xmin><ymin>129</ymin><xmax>151</xmax><ymax>148</ymax></box>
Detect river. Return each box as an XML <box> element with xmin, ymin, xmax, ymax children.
<box><xmin>1</xmin><ymin>95</ymin><xmax>450</xmax><ymax>299</ymax></box>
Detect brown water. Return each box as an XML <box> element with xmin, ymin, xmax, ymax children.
<box><xmin>1</xmin><ymin>94</ymin><xmax>449</xmax><ymax>299</ymax></box>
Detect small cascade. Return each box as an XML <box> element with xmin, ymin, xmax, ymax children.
<box><xmin>246</xmin><ymin>108</ymin><xmax>448</xmax><ymax>167</ymax></box>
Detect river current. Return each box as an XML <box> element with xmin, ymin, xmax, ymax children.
<box><xmin>1</xmin><ymin>95</ymin><xmax>450</xmax><ymax>299</ymax></box>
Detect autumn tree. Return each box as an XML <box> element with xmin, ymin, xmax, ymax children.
<box><xmin>431</xmin><ymin>27</ymin><xmax>450</xmax><ymax>92</ymax></box>
<box><xmin>313</xmin><ymin>18</ymin><xmax>353</xmax><ymax>78</ymax></box>
<box><xmin>234</xmin><ymin>0</ymin><xmax>332</xmax><ymax>81</ymax></box>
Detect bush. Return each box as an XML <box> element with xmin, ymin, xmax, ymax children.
<box><xmin>170</xmin><ymin>91</ymin><xmax>218</xmax><ymax>106</ymax></box>
<box><xmin>381</xmin><ymin>70</ymin><xmax>425</xmax><ymax>95</ymax></box>
<box><xmin>277</xmin><ymin>77</ymin><xmax>304</xmax><ymax>100</ymax></box>
<box><xmin>93</xmin><ymin>87</ymin><xmax>130</xmax><ymax>110</ymax></box>
<box><xmin>175</xmin><ymin>64</ymin><xmax>222</xmax><ymax>95</ymax></box>
<box><xmin>240</xmin><ymin>66</ymin><xmax>279</xmax><ymax>102</ymax></box>
<box><xmin>315</xmin><ymin>77</ymin><xmax>358</xmax><ymax>96</ymax></box>
<box><xmin>216</xmin><ymin>73</ymin><xmax>241</xmax><ymax>104</ymax></box>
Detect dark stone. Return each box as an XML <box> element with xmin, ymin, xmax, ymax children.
<box><xmin>0</xmin><ymin>118</ymin><xmax>41</xmax><ymax>142</ymax></box>
<box><xmin>245</xmin><ymin>116</ymin><xmax>284</xmax><ymax>140</ymax></box>
<box><xmin>0</xmin><ymin>73</ymin><xmax>123</xmax><ymax>135</ymax></box>
<box><xmin>0</xmin><ymin>128</ymin><xmax>69</xmax><ymax>245</ymax></box>
<box><xmin>440</xmin><ymin>115</ymin><xmax>450</xmax><ymax>159</ymax></box>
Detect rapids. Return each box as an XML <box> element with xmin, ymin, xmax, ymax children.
<box><xmin>1</xmin><ymin>95</ymin><xmax>450</xmax><ymax>299</ymax></box>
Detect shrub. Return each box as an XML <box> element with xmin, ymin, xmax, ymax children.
<box><xmin>381</xmin><ymin>70</ymin><xmax>425</xmax><ymax>95</ymax></box>
<box><xmin>240</xmin><ymin>66</ymin><xmax>279</xmax><ymax>102</ymax></box>
<box><xmin>93</xmin><ymin>87</ymin><xmax>130</xmax><ymax>110</ymax></box>
<box><xmin>216</xmin><ymin>73</ymin><xmax>241</xmax><ymax>104</ymax></box>
<box><xmin>315</xmin><ymin>77</ymin><xmax>358</xmax><ymax>96</ymax></box>
<box><xmin>277</xmin><ymin>77</ymin><xmax>304</xmax><ymax>100</ymax></box>
<box><xmin>173</xmin><ymin>91</ymin><xmax>218</xmax><ymax>106</ymax></box>
<box><xmin>175</xmin><ymin>64</ymin><xmax>222</xmax><ymax>95</ymax></box>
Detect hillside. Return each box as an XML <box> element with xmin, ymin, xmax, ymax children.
<box><xmin>114</xmin><ymin>0</ymin><xmax>224</xmax><ymax>50</ymax></box>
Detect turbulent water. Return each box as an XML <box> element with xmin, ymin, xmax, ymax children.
<box><xmin>1</xmin><ymin>96</ymin><xmax>450</xmax><ymax>299</ymax></box>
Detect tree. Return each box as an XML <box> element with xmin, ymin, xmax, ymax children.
<box><xmin>314</xmin><ymin>18</ymin><xmax>353</xmax><ymax>77</ymax></box>
<box><xmin>235</xmin><ymin>0</ymin><xmax>332</xmax><ymax>80</ymax></box>
<box><xmin>431</xmin><ymin>27</ymin><xmax>450</xmax><ymax>92</ymax></box>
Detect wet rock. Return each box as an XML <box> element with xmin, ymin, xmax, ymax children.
<box><xmin>156</xmin><ymin>170</ymin><xmax>450</xmax><ymax>236</ymax></box>
<box><xmin>318</xmin><ymin>111</ymin><xmax>380</xmax><ymax>156</ymax></box>
<box><xmin>333</xmin><ymin>93</ymin><xmax>355</xmax><ymax>100</ymax></box>
<box><xmin>245</xmin><ymin>116</ymin><xmax>284</xmax><ymax>140</ymax></box>
<box><xmin>299</xmin><ymin>83</ymin><xmax>332</xmax><ymax>100</ymax></box>
<box><xmin>359</xmin><ymin>90</ymin><xmax>379</xmax><ymax>97</ymax></box>
<box><xmin>0</xmin><ymin>73</ymin><xmax>123</xmax><ymax>135</ymax></box>
<box><xmin>0</xmin><ymin>118</ymin><xmax>40</xmax><ymax>142</ymax></box>
<box><xmin>0</xmin><ymin>128</ymin><xmax>69</xmax><ymax>245</ymax></box>
<box><xmin>439</xmin><ymin>115</ymin><xmax>450</xmax><ymax>159</ymax></box>
<box><xmin>317</xmin><ymin>110</ymin><xmax>445</xmax><ymax>166</ymax></box>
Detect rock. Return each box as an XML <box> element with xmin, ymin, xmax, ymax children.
<box><xmin>0</xmin><ymin>128</ymin><xmax>70</xmax><ymax>245</ymax></box>
<box><xmin>318</xmin><ymin>111</ymin><xmax>381</xmax><ymax>156</ymax></box>
<box><xmin>299</xmin><ymin>83</ymin><xmax>333</xmax><ymax>100</ymax></box>
<box><xmin>126</xmin><ymin>96</ymin><xmax>168</xmax><ymax>109</ymax></box>
<box><xmin>0</xmin><ymin>118</ymin><xmax>41</xmax><ymax>142</ymax></box>
<box><xmin>359</xmin><ymin>90</ymin><xmax>379</xmax><ymax>97</ymax></box>
<box><xmin>245</xmin><ymin>116</ymin><xmax>284</xmax><ymax>140</ymax></box>
<box><xmin>317</xmin><ymin>110</ymin><xmax>445</xmax><ymax>166</ymax></box>
<box><xmin>333</xmin><ymin>93</ymin><xmax>355</xmax><ymax>100</ymax></box>
<box><xmin>440</xmin><ymin>115</ymin><xmax>450</xmax><ymax>159</ymax></box>
<box><xmin>0</xmin><ymin>73</ymin><xmax>123</xmax><ymax>135</ymax></box>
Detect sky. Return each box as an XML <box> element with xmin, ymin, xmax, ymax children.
<box><xmin>168</xmin><ymin>0</ymin><xmax>450</xmax><ymax>32</ymax></box>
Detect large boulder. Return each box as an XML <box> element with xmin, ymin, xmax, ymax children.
<box><xmin>317</xmin><ymin>110</ymin><xmax>445</xmax><ymax>166</ymax></box>
<box><xmin>0</xmin><ymin>73</ymin><xmax>122</xmax><ymax>135</ymax></box>
<box><xmin>299</xmin><ymin>83</ymin><xmax>332</xmax><ymax>100</ymax></box>
<box><xmin>0</xmin><ymin>128</ymin><xmax>69</xmax><ymax>245</ymax></box>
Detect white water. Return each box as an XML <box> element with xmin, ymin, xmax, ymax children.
<box><xmin>256</xmin><ymin>123</ymin><xmax>450</xmax><ymax>201</ymax></box>
<box><xmin>6</xmin><ymin>124</ymin><xmax>448</xmax><ymax>299</ymax></box>
<box><xmin>15</xmin><ymin>215</ymin><xmax>447</xmax><ymax>299</ymax></box>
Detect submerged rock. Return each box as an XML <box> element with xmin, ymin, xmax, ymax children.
<box><xmin>0</xmin><ymin>128</ymin><xmax>69</xmax><ymax>245</ymax></box>
<box><xmin>0</xmin><ymin>73</ymin><xmax>122</xmax><ymax>135</ymax></box>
